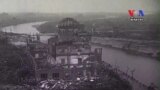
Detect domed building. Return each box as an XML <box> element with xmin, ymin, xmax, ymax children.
<box><xmin>35</xmin><ymin>17</ymin><xmax>102</xmax><ymax>81</ymax></box>
<box><xmin>56</xmin><ymin>17</ymin><xmax>84</xmax><ymax>42</ymax></box>
<box><xmin>48</xmin><ymin>17</ymin><xmax>91</xmax><ymax>58</ymax></box>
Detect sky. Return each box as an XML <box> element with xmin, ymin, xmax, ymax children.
<box><xmin>0</xmin><ymin>0</ymin><xmax>159</xmax><ymax>14</ymax></box>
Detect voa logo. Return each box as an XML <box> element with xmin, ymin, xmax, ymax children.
<box><xmin>128</xmin><ymin>10</ymin><xmax>144</xmax><ymax>21</ymax></box>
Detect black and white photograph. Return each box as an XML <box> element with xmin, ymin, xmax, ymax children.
<box><xmin>0</xmin><ymin>0</ymin><xmax>160</xmax><ymax>90</ymax></box>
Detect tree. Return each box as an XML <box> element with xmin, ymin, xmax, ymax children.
<box><xmin>149</xmin><ymin>24</ymin><xmax>160</xmax><ymax>40</ymax></box>
<box><xmin>0</xmin><ymin>38</ymin><xmax>34</xmax><ymax>84</ymax></box>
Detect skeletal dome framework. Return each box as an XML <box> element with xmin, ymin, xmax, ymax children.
<box><xmin>56</xmin><ymin>18</ymin><xmax>85</xmax><ymax>42</ymax></box>
<box><xmin>57</xmin><ymin>18</ymin><xmax>80</xmax><ymax>29</ymax></box>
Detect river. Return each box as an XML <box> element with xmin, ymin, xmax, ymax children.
<box><xmin>92</xmin><ymin>45</ymin><xmax>160</xmax><ymax>86</ymax></box>
<box><xmin>1</xmin><ymin>22</ymin><xmax>160</xmax><ymax>86</ymax></box>
<box><xmin>2</xmin><ymin>22</ymin><xmax>46</xmax><ymax>34</ymax></box>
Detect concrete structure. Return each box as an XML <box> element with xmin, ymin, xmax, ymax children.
<box><xmin>27</xmin><ymin>18</ymin><xmax>102</xmax><ymax>81</ymax></box>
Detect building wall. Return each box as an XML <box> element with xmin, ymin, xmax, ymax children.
<box><xmin>56</xmin><ymin>55</ymin><xmax>89</xmax><ymax>65</ymax></box>
<box><xmin>36</xmin><ymin>69</ymin><xmax>65</xmax><ymax>81</ymax></box>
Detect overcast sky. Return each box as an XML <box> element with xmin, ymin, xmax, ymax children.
<box><xmin>0</xmin><ymin>0</ymin><xmax>159</xmax><ymax>13</ymax></box>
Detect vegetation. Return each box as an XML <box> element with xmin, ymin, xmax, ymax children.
<box><xmin>0</xmin><ymin>37</ymin><xmax>34</xmax><ymax>84</ymax></box>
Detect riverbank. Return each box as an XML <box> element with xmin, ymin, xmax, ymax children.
<box><xmin>1</xmin><ymin>22</ymin><xmax>47</xmax><ymax>34</ymax></box>
<box><xmin>91</xmin><ymin>42</ymin><xmax>158</xmax><ymax>60</ymax></box>
<box><xmin>91</xmin><ymin>37</ymin><xmax>160</xmax><ymax>59</ymax></box>
<box><xmin>92</xmin><ymin>44</ymin><xmax>160</xmax><ymax>86</ymax></box>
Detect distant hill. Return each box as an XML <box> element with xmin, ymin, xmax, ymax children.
<box><xmin>0</xmin><ymin>13</ymin><xmax>26</xmax><ymax>27</ymax></box>
<box><xmin>0</xmin><ymin>13</ymin><xmax>61</xmax><ymax>28</ymax></box>
<box><xmin>36</xmin><ymin>13</ymin><xmax>159</xmax><ymax>40</ymax></box>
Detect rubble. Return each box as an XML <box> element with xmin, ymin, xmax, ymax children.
<box><xmin>36</xmin><ymin>76</ymin><xmax>132</xmax><ymax>90</ymax></box>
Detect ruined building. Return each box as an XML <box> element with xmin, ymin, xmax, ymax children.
<box><xmin>27</xmin><ymin>18</ymin><xmax>102</xmax><ymax>81</ymax></box>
